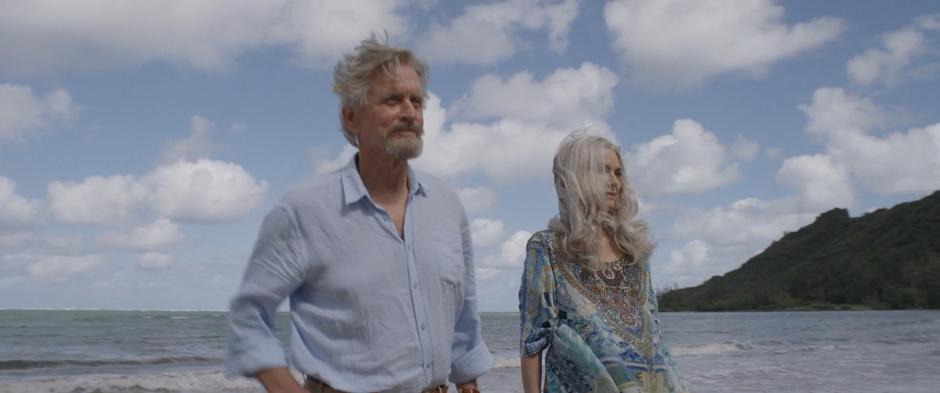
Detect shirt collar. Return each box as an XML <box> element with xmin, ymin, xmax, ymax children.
<box><xmin>340</xmin><ymin>154</ymin><xmax>429</xmax><ymax>207</ymax></box>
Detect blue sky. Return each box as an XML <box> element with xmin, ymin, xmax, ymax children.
<box><xmin>1</xmin><ymin>0</ymin><xmax>938</xmax><ymax>311</ymax></box>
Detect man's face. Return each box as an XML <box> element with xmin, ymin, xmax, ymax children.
<box><xmin>345</xmin><ymin>65</ymin><xmax>425</xmax><ymax>161</ymax></box>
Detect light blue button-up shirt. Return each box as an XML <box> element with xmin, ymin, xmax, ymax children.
<box><xmin>226</xmin><ymin>157</ymin><xmax>492</xmax><ymax>392</ymax></box>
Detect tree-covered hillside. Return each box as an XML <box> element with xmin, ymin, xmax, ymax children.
<box><xmin>658</xmin><ymin>191</ymin><xmax>940</xmax><ymax>311</ymax></box>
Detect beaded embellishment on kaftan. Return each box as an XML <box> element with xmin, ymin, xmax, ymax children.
<box><xmin>556</xmin><ymin>255</ymin><xmax>656</xmax><ymax>359</ymax></box>
<box><xmin>519</xmin><ymin>230</ymin><xmax>690</xmax><ymax>393</ymax></box>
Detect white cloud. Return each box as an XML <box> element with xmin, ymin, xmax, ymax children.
<box><xmin>765</xmin><ymin>147</ymin><xmax>783</xmax><ymax>159</ymax></box>
<box><xmin>0</xmin><ymin>84</ymin><xmax>74</xmax><ymax>140</ymax></box>
<box><xmin>625</xmin><ymin>119</ymin><xmax>740</xmax><ymax>195</ymax></box>
<box><xmin>47</xmin><ymin>175</ymin><xmax>151</xmax><ymax>224</ymax></box>
<box><xmin>470</xmin><ymin>218</ymin><xmax>506</xmax><ymax>248</ymax></box>
<box><xmin>654</xmin><ymin>239</ymin><xmax>773</xmax><ymax>288</ymax></box>
<box><xmin>918</xmin><ymin>14</ymin><xmax>940</xmax><ymax>30</ymax></box>
<box><xmin>653</xmin><ymin>189</ymin><xmax>835</xmax><ymax>286</ymax></box>
<box><xmin>0</xmin><ymin>232</ymin><xmax>84</xmax><ymax>255</ymax></box>
<box><xmin>0</xmin><ymin>232</ymin><xmax>37</xmax><ymax>249</ymax></box>
<box><xmin>457</xmin><ymin>187</ymin><xmax>498</xmax><ymax>214</ymax></box>
<box><xmin>98</xmin><ymin>218</ymin><xmax>182</xmax><ymax>251</ymax></box>
<box><xmin>312</xmin><ymin>145</ymin><xmax>357</xmax><ymax>175</ymax></box>
<box><xmin>660</xmin><ymin>240</ymin><xmax>710</xmax><ymax>286</ymax></box>
<box><xmin>604</xmin><ymin>0</ymin><xmax>843</xmax><ymax>88</ymax></box>
<box><xmin>731</xmin><ymin>135</ymin><xmax>760</xmax><ymax>161</ymax></box>
<box><xmin>670</xmin><ymin>196</ymin><xmax>815</xmax><ymax>246</ymax></box>
<box><xmin>479</xmin><ymin>230</ymin><xmax>531</xmax><ymax>270</ymax></box>
<box><xmin>914</xmin><ymin>13</ymin><xmax>940</xmax><ymax>30</ymax></box>
<box><xmin>0</xmin><ymin>276</ymin><xmax>24</xmax><ymax>289</ymax></box>
<box><xmin>0</xmin><ymin>0</ymin><xmax>410</xmax><ymax>75</ymax></box>
<box><xmin>273</xmin><ymin>0</ymin><xmax>411</xmax><ymax>67</ymax></box>
<box><xmin>847</xmin><ymin>28</ymin><xmax>925</xmax><ymax>86</ymax></box>
<box><xmin>28</xmin><ymin>254</ymin><xmax>103</xmax><ymax>278</ymax></box>
<box><xmin>544</xmin><ymin>0</ymin><xmax>579</xmax><ymax>52</ymax></box>
<box><xmin>417</xmin><ymin>0</ymin><xmax>578</xmax><ymax>65</ymax></box>
<box><xmin>413</xmin><ymin>71</ymin><xmax>617</xmax><ymax>181</ymax></box>
<box><xmin>657</xmin><ymin>166</ymin><xmax>866</xmax><ymax>287</ymax></box>
<box><xmin>161</xmin><ymin>115</ymin><xmax>216</xmax><ymax>163</ymax></box>
<box><xmin>835</xmin><ymin>124</ymin><xmax>940</xmax><ymax>195</ymax></box>
<box><xmin>145</xmin><ymin>159</ymin><xmax>268</xmax><ymax>223</ymax></box>
<box><xmin>0</xmin><ymin>177</ymin><xmax>40</xmax><ymax>231</ymax></box>
<box><xmin>798</xmin><ymin>87</ymin><xmax>889</xmax><ymax>137</ymax></box>
<box><xmin>0</xmin><ymin>1</ymin><xmax>278</xmax><ymax>74</ymax></box>
<box><xmin>416</xmin><ymin>118</ymin><xmax>612</xmax><ymax>182</ymax></box>
<box><xmin>777</xmin><ymin>154</ymin><xmax>854</xmax><ymax>209</ymax></box>
<box><xmin>499</xmin><ymin>231</ymin><xmax>532</xmax><ymax>268</ymax></box>
<box><xmin>138</xmin><ymin>252</ymin><xmax>174</xmax><ymax>270</ymax></box>
<box><xmin>474</xmin><ymin>265</ymin><xmax>525</xmax><ymax>312</ymax></box>
<box><xmin>665</xmin><ymin>240</ymin><xmax>709</xmax><ymax>274</ymax></box>
<box><xmin>799</xmin><ymin>87</ymin><xmax>940</xmax><ymax>196</ymax></box>
<box><xmin>48</xmin><ymin>160</ymin><xmax>267</xmax><ymax>225</ymax></box>
<box><xmin>451</xmin><ymin>63</ymin><xmax>618</xmax><ymax>127</ymax></box>
<box><xmin>0</xmin><ymin>231</ymin><xmax>111</xmax><ymax>283</ymax></box>
<box><xmin>847</xmin><ymin>14</ymin><xmax>940</xmax><ymax>86</ymax></box>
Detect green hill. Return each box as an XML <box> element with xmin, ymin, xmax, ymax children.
<box><xmin>658</xmin><ymin>191</ymin><xmax>940</xmax><ymax>311</ymax></box>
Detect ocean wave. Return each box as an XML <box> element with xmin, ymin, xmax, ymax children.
<box><xmin>491</xmin><ymin>341</ymin><xmax>759</xmax><ymax>364</ymax></box>
<box><xmin>1</xmin><ymin>370</ymin><xmax>260</xmax><ymax>393</ymax></box>
<box><xmin>670</xmin><ymin>340</ymin><xmax>752</xmax><ymax>356</ymax></box>
<box><xmin>0</xmin><ymin>356</ymin><xmax>217</xmax><ymax>370</ymax></box>
<box><xmin>772</xmin><ymin>343</ymin><xmax>839</xmax><ymax>354</ymax></box>
<box><xmin>492</xmin><ymin>355</ymin><xmax>520</xmax><ymax>369</ymax></box>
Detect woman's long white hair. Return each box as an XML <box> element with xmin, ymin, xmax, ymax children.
<box><xmin>548</xmin><ymin>132</ymin><xmax>653</xmax><ymax>268</ymax></box>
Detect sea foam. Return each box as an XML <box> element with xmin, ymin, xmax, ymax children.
<box><xmin>670</xmin><ymin>340</ymin><xmax>752</xmax><ymax>356</ymax></box>
<box><xmin>2</xmin><ymin>370</ymin><xmax>259</xmax><ymax>393</ymax></box>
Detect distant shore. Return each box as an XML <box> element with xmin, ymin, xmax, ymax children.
<box><xmin>659</xmin><ymin>304</ymin><xmax>940</xmax><ymax>312</ymax></box>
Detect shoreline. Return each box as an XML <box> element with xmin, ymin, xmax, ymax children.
<box><xmin>660</xmin><ymin>305</ymin><xmax>940</xmax><ymax>312</ymax></box>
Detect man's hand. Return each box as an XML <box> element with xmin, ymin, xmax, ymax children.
<box><xmin>455</xmin><ymin>379</ymin><xmax>480</xmax><ymax>393</ymax></box>
<box><xmin>256</xmin><ymin>367</ymin><xmax>307</xmax><ymax>393</ymax></box>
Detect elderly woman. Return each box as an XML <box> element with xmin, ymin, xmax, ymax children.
<box><xmin>519</xmin><ymin>133</ymin><xmax>689</xmax><ymax>393</ymax></box>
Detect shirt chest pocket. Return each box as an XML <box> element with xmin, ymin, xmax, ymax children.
<box><xmin>430</xmin><ymin>234</ymin><xmax>465</xmax><ymax>310</ymax></box>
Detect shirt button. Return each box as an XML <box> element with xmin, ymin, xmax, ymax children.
<box><xmin>421</xmin><ymin>324</ymin><xmax>426</xmax><ymax>330</ymax></box>
<box><xmin>413</xmin><ymin>283</ymin><xmax>418</xmax><ymax>290</ymax></box>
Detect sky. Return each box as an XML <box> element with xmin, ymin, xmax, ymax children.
<box><xmin>1</xmin><ymin>0</ymin><xmax>939</xmax><ymax>312</ymax></box>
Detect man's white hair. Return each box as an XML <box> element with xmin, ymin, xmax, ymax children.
<box><xmin>332</xmin><ymin>34</ymin><xmax>429</xmax><ymax>147</ymax></box>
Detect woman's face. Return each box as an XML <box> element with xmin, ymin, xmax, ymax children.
<box><xmin>603</xmin><ymin>148</ymin><xmax>623</xmax><ymax>211</ymax></box>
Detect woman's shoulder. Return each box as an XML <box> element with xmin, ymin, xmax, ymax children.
<box><xmin>527</xmin><ymin>230</ymin><xmax>567</xmax><ymax>265</ymax></box>
<box><xmin>527</xmin><ymin>229</ymin><xmax>559</xmax><ymax>245</ymax></box>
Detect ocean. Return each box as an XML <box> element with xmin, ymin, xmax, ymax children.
<box><xmin>1</xmin><ymin>310</ymin><xmax>938</xmax><ymax>392</ymax></box>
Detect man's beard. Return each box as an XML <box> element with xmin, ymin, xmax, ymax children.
<box><xmin>384</xmin><ymin>121</ymin><xmax>423</xmax><ymax>160</ymax></box>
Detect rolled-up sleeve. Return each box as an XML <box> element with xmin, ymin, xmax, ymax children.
<box><xmin>225</xmin><ymin>204</ymin><xmax>309</xmax><ymax>377</ymax></box>
<box><xmin>519</xmin><ymin>232</ymin><xmax>554</xmax><ymax>357</ymax></box>
<box><xmin>449</xmin><ymin>208</ymin><xmax>494</xmax><ymax>383</ymax></box>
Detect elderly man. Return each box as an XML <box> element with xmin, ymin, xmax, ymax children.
<box><xmin>226</xmin><ymin>36</ymin><xmax>492</xmax><ymax>393</ymax></box>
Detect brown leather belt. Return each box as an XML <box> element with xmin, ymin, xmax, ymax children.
<box><xmin>304</xmin><ymin>375</ymin><xmax>448</xmax><ymax>393</ymax></box>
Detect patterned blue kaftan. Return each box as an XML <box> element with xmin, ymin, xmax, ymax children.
<box><xmin>519</xmin><ymin>230</ymin><xmax>689</xmax><ymax>393</ymax></box>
